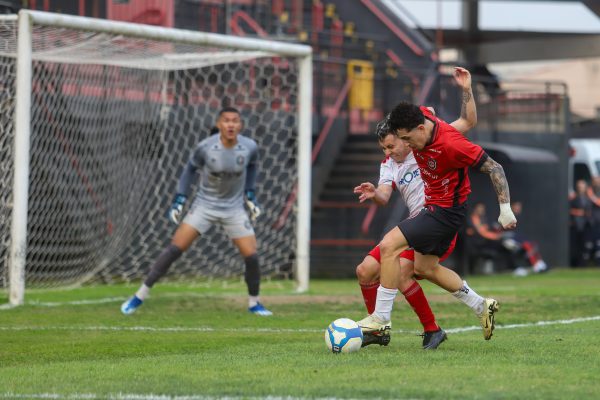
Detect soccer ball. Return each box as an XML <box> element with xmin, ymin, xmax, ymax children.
<box><xmin>324</xmin><ymin>318</ymin><xmax>363</xmax><ymax>353</ymax></box>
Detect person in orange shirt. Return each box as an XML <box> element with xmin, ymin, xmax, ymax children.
<box><xmin>465</xmin><ymin>202</ymin><xmax>503</xmax><ymax>272</ymax></box>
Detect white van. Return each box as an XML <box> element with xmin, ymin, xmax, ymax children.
<box><xmin>569</xmin><ymin>138</ymin><xmax>600</xmax><ymax>189</ymax></box>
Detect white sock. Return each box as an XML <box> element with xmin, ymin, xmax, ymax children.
<box><xmin>452</xmin><ymin>280</ymin><xmax>485</xmax><ymax>315</ymax></box>
<box><xmin>373</xmin><ymin>286</ymin><xmax>398</xmax><ymax>322</ymax></box>
<box><xmin>248</xmin><ymin>296</ymin><xmax>259</xmax><ymax>308</ymax></box>
<box><xmin>135</xmin><ymin>284</ymin><xmax>151</xmax><ymax>301</ymax></box>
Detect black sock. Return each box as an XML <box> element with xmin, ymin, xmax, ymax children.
<box><xmin>144</xmin><ymin>244</ymin><xmax>183</xmax><ymax>287</ymax></box>
<box><xmin>244</xmin><ymin>253</ymin><xmax>260</xmax><ymax>297</ymax></box>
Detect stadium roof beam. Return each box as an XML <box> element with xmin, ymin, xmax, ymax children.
<box><xmin>426</xmin><ymin>27</ymin><xmax>600</xmax><ymax>62</ymax></box>
<box><xmin>476</xmin><ymin>34</ymin><xmax>600</xmax><ymax>63</ymax></box>
<box><xmin>449</xmin><ymin>0</ymin><xmax>600</xmax><ymax>63</ymax></box>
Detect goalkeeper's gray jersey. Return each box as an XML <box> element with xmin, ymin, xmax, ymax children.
<box><xmin>183</xmin><ymin>134</ymin><xmax>258</xmax><ymax>211</ymax></box>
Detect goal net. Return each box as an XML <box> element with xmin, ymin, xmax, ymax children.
<box><xmin>0</xmin><ymin>11</ymin><xmax>312</xmax><ymax>305</ymax></box>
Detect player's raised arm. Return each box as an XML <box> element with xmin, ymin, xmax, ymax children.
<box><xmin>478</xmin><ymin>156</ymin><xmax>517</xmax><ymax>229</ymax></box>
<box><xmin>450</xmin><ymin>67</ymin><xmax>477</xmax><ymax>134</ymax></box>
<box><xmin>353</xmin><ymin>182</ymin><xmax>393</xmax><ymax>206</ymax></box>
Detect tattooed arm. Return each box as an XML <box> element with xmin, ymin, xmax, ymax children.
<box><xmin>450</xmin><ymin>67</ymin><xmax>477</xmax><ymax>134</ymax></box>
<box><xmin>479</xmin><ymin>156</ymin><xmax>517</xmax><ymax>229</ymax></box>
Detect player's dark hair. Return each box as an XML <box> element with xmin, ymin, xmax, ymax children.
<box><xmin>218</xmin><ymin>106</ymin><xmax>240</xmax><ymax>116</ymax></box>
<box><xmin>388</xmin><ymin>101</ymin><xmax>424</xmax><ymax>133</ymax></box>
<box><xmin>375</xmin><ymin>115</ymin><xmax>392</xmax><ymax>141</ymax></box>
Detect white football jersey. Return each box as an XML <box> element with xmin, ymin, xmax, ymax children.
<box><xmin>378</xmin><ymin>152</ymin><xmax>424</xmax><ymax>217</ymax></box>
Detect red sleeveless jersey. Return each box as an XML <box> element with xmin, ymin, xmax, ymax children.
<box><xmin>413</xmin><ymin>106</ymin><xmax>487</xmax><ymax>207</ymax></box>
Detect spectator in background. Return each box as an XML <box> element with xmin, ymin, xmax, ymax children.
<box><xmin>504</xmin><ymin>201</ymin><xmax>548</xmax><ymax>276</ymax></box>
<box><xmin>466</xmin><ymin>202</ymin><xmax>548</xmax><ymax>276</ymax></box>
<box><xmin>465</xmin><ymin>202</ymin><xmax>503</xmax><ymax>273</ymax></box>
<box><xmin>586</xmin><ymin>177</ymin><xmax>600</xmax><ymax>266</ymax></box>
<box><xmin>570</xmin><ymin>180</ymin><xmax>594</xmax><ymax>267</ymax></box>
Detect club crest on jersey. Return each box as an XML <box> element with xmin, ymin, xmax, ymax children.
<box><xmin>427</xmin><ymin>158</ymin><xmax>437</xmax><ymax>170</ymax></box>
<box><xmin>236</xmin><ymin>155</ymin><xmax>245</xmax><ymax>165</ymax></box>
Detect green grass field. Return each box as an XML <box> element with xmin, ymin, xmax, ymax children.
<box><xmin>1</xmin><ymin>268</ymin><xmax>600</xmax><ymax>400</ymax></box>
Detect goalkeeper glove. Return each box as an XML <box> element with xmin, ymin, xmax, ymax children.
<box><xmin>245</xmin><ymin>190</ymin><xmax>261</xmax><ymax>222</ymax></box>
<box><xmin>168</xmin><ymin>194</ymin><xmax>187</xmax><ymax>224</ymax></box>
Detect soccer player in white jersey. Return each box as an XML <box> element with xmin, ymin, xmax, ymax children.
<box><xmin>121</xmin><ymin>107</ymin><xmax>272</xmax><ymax>316</ymax></box>
<box><xmin>355</xmin><ymin>67</ymin><xmax>494</xmax><ymax>348</ymax></box>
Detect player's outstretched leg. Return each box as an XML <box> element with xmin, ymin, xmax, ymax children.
<box><xmin>120</xmin><ymin>243</ymin><xmax>183</xmax><ymax>315</ymax></box>
<box><xmin>478</xmin><ymin>298</ymin><xmax>499</xmax><ymax>340</ymax></box>
<box><xmin>399</xmin><ymin>259</ymin><xmax>447</xmax><ymax>350</ymax></box>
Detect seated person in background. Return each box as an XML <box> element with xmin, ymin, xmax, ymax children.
<box><xmin>466</xmin><ymin>202</ymin><xmax>547</xmax><ymax>275</ymax></box>
<box><xmin>465</xmin><ymin>202</ymin><xmax>504</xmax><ymax>273</ymax></box>
<box><xmin>503</xmin><ymin>201</ymin><xmax>548</xmax><ymax>275</ymax></box>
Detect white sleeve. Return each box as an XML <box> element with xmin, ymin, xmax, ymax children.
<box><xmin>378</xmin><ymin>160</ymin><xmax>393</xmax><ymax>186</ymax></box>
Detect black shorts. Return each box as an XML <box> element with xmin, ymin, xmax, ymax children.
<box><xmin>398</xmin><ymin>204</ymin><xmax>467</xmax><ymax>257</ymax></box>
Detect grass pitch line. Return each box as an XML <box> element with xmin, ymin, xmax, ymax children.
<box><xmin>0</xmin><ymin>315</ymin><xmax>598</xmax><ymax>335</ymax></box>
<box><xmin>0</xmin><ymin>394</ymin><xmax>418</xmax><ymax>400</ymax></box>
<box><xmin>445</xmin><ymin>315</ymin><xmax>600</xmax><ymax>333</ymax></box>
<box><xmin>0</xmin><ymin>297</ymin><xmax>126</xmax><ymax>309</ymax></box>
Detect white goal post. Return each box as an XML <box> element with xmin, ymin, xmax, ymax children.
<box><xmin>2</xmin><ymin>10</ymin><xmax>312</xmax><ymax>305</ymax></box>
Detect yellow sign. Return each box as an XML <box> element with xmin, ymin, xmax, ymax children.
<box><xmin>347</xmin><ymin>60</ymin><xmax>374</xmax><ymax>112</ymax></box>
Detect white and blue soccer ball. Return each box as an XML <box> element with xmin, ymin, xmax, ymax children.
<box><xmin>324</xmin><ymin>318</ymin><xmax>363</xmax><ymax>353</ymax></box>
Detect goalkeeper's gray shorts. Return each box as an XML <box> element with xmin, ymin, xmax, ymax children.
<box><xmin>183</xmin><ymin>203</ymin><xmax>255</xmax><ymax>239</ymax></box>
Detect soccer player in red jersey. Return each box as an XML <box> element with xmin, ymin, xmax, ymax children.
<box><xmin>355</xmin><ymin>67</ymin><xmax>477</xmax><ymax>349</ymax></box>
<box><xmin>358</xmin><ymin>101</ymin><xmax>517</xmax><ymax>344</ymax></box>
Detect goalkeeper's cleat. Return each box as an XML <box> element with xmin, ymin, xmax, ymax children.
<box><xmin>120</xmin><ymin>295</ymin><xmax>143</xmax><ymax>315</ymax></box>
<box><xmin>248</xmin><ymin>302</ymin><xmax>273</xmax><ymax>316</ymax></box>
<box><xmin>421</xmin><ymin>328</ymin><xmax>447</xmax><ymax>350</ymax></box>
<box><xmin>361</xmin><ymin>332</ymin><xmax>391</xmax><ymax>348</ymax></box>
<box><xmin>478</xmin><ymin>298</ymin><xmax>499</xmax><ymax>340</ymax></box>
<box><xmin>357</xmin><ymin>314</ymin><xmax>391</xmax><ymax>345</ymax></box>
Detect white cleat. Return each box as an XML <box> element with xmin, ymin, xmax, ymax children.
<box><xmin>478</xmin><ymin>298</ymin><xmax>499</xmax><ymax>340</ymax></box>
<box><xmin>357</xmin><ymin>314</ymin><xmax>391</xmax><ymax>346</ymax></box>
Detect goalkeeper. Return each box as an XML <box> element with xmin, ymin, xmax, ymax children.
<box><xmin>121</xmin><ymin>107</ymin><xmax>272</xmax><ymax>316</ymax></box>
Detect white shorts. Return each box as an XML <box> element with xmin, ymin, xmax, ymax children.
<box><xmin>183</xmin><ymin>201</ymin><xmax>255</xmax><ymax>239</ymax></box>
